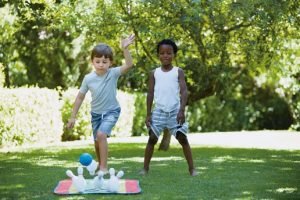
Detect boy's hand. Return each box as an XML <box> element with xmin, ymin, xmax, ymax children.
<box><xmin>145</xmin><ymin>115</ymin><xmax>151</xmax><ymax>128</ymax></box>
<box><xmin>177</xmin><ymin>110</ymin><xmax>185</xmax><ymax>125</ymax></box>
<box><xmin>120</xmin><ymin>34</ymin><xmax>135</xmax><ymax>49</ymax></box>
<box><xmin>67</xmin><ymin>118</ymin><xmax>76</xmax><ymax>129</ymax></box>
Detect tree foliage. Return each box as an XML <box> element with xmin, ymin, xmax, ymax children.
<box><xmin>0</xmin><ymin>0</ymin><xmax>299</xmax><ymax>130</ymax></box>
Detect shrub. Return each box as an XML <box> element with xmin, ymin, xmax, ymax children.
<box><xmin>132</xmin><ymin>92</ymin><xmax>147</xmax><ymax>136</ymax></box>
<box><xmin>0</xmin><ymin>87</ymin><xmax>63</xmax><ymax>147</ymax></box>
<box><xmin>114</xmin><ymin>90</ymin><xmax>136</xmax><ymax>137</ymax></box>
<box><xmin>60</xmin><ymin>88</ymin><xmax>92</xmax><ymax>141</ymax></box>
<box><xmin>0</xmin><ymin>63</ymin><xmax>4</xmax><ymax>88</ymax></box>
<box><xmin>187</xmin><ymin>91</ymin><xmax>293</xmax><ymax>133</ymax></box>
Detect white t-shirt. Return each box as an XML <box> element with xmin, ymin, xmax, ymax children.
<box><xmin>154</xmin><ymin>67</ymin><xmax>180</xmax><ymax>112</ymax></box>
<box><xmin>79</xmin><ymin>67</ymin><xmax>121</xmax><ymax>114</ymax></box>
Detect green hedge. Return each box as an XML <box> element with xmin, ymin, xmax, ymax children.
<box><xmin>0</xmin><ymin>87</ymin><xmax>63</xmax><ymax>147</ymax></box>
<box><xmin>0</xmin><ymin>87</ymin><xmax>137</xmax><ymax>147</ymax></box>
<box><xmin>132</xmin><ymin>92</ymin><xmax>147</xmax><ymax>136</ymax></box>
<box><xmin>290</xmin><ymin>96</ymin><xmax>300</xmax><ymax>131</ymax></box>
<box><xmin>0</xmin><ymin>86</ymin><xmax>298</xmax><ymax>148</ymax></box>
<box><xmin>187</xmin><ymin>94</ymin><xmax>293</xmax><ymax>132</ymax></box>
<box><xmin>60</xmin><ymin>88</ymin><xmax>92</xmax><ymax>141</ymax></box>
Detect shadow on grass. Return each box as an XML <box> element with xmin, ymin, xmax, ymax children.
<box><xmin>0</xmin><ymin>143</ymin><xmax>299</xmax><ymax>199</ymax></box>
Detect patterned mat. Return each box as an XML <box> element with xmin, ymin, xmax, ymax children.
<box><xmin>54</xmin><ymin>179</ymin><xmax>141</xmax><ymax>195</ymax></box>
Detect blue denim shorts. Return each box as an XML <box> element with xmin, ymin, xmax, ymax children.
<box><xmin>91</xmin><ymin>107</ymin><xmax>121</xmax><ymax>140</ymax></box>
<box><xmin>150</xmin><ymin>108</ymin><xmax>189</xmax><ymax>138</ymax></box>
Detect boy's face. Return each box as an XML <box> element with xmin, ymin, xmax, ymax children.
<box><xmin>158</xmin><ymin>44</ymin><xmax>175</xmax><ymax>66</ymax></box>
<box><xmin>92</xmin><ymin>56</ymin><xmax>112</xmax><ymax>74</ymax></box>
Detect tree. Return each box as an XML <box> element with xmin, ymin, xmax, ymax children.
<box><xmin>117</xmin><ymin>0</ymin><xmax>299</xmax><ymax>147</ymax></box>
<box><xmin>0</xmin><ymin>0</ymin><xmax>299</xmax><ymax>140</ymax></box>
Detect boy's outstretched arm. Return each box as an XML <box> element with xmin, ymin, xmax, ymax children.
<box><xmin>178</xmin><ymin>68</ymin><xmax>188</xmax><ymax>125</ymax></box>
<box><xmin>120</xmin><ymin>34</ymin><xmax>135</xmax><ymax>74</ymax></box>
<box><xmin>67</xmin><ymin>92</ymin><xmax>86</xmax><ymax>129</ymax></box>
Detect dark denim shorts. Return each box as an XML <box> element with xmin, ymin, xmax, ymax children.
<box><xmin>91</xmin><ymin>107</ymin><xmax>121</xmax><ymax>140</ymax></box>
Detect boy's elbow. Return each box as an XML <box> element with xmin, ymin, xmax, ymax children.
<box><xmin>127</xmin><ymin>62</ymin><xmax>134</xmax><ymax>68</ymax></box>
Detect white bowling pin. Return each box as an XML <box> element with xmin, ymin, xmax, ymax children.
<box><xmin>76</xmin><ymin>166</ymin><xmax>86</xmax><ymax>192</ymax></box>
<box><xmin>116</xmin><ymin>170</ymin><xmax>124</xmax><ymax>178</ymax></box>
<box><xmin>66</xmin><ymin>168</ymin><xmax>86</xmax><ymax>193</ymax></box>
<box><xmin>93</xmin><ymin>170</ymin><xmax>105</xmax><ymax>189</ymax></box>
<box><xmin>86</xmin><ymin>160</ymin><xmax>98</xmax><ymax>176</ymax></box>
<box><xmin>107</xmin><ymin>168</ymin><xmax>118</xmax><ymax>192</ymax></box>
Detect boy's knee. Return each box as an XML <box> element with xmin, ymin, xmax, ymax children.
<box><xmin>148</xmin><ymin>130</ymin><xmax>158</xmax><ymax>145</ymax></box>
<box><xmin>96</xmin><ymin>132</ymin><xmax>107</xmax><ymax>141</ymax></box>
<box><xmin>176</xmin><ymin>132</ymin><xmax>188</xmax><ymax>145</ymax></box>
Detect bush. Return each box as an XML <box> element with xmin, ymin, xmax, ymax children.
<box><xmin>114</xmin><ymin>90</ymin><xmax>136</xmax><ymax>137</ymax></box>
<box><xmin>187</xmin><ymin>91</ymin><xmax>293</xmax><ymax>133</ymax></box>
<box><xmin>60</xmin><ymin>88</ymin><xmax>92</xmax><ymax>141</ymax></box>
<box><xmin>132</xmin><ymin>92</ymin><xmax>147</xmax><ymax>136</ymax></box>
<box><xmin>290</xmin><ymin>100</ymin><xmax>300</xmax><ymax>131</ymax></box>
<box><xmin>187</xmin><ymin>97</ymin><xmax>247</xmax><ymax>132</ymax></box>
<box><xmin>0</xmin><ymin>63</ymin><xmax>4</xmax><ymax>88</ymax></box>
<box><xmin>0</xmin><ymin>87</ymin><xmax>63</xmax><ymax>147</ymax></box>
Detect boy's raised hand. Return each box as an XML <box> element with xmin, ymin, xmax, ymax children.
<box><xmin>121</xmin><ymin>34</ymin><xmax>135</xmax><ymax>49</ymax></box>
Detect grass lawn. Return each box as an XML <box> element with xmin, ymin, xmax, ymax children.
<box><xmin>0</xmin><ymin>143</ymin><xmax>299</xmax><ymax>199</ymax></box>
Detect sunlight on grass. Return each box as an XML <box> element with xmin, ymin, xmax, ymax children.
<box><xmin>275</xmin><ymin>187</ymin><xmax>297</xmax><ymax>193</ymax></box>
<box><xmin>279</xmin><ymin>167</ymin><xmax>293</xmax><ymax>171</ymax></box>
<box><xmin>0</xmin><ymin>184</ymin><xmax>24</xmax><ymax>189</ymax></box>
<box><xmin>212</xmin><ymin>155</ymin><xmax>233</xmax><ymax>163</ymax></box>
<box><xmin>211</xmin><ymin>156</ymin><xmax>265</xmax><ymax>163</ymax></box>
<box><xmin>27</xmin><ymin>157</ymin><xmax>74</xmax><ymax>167</ymax></box>
<box><xmin>109</xmin><ymin>157</ymin><xmax>143</xmax><ymax>164</ymax></box>
<box><xmin>109</xmin><ymin>156</ymin><xmax>183</xmax><ymax>164</ymax></box>
<box><xmin>150</xmin><ymin>156</ymin><xmax>183</xmax><ymax>161</ymax></box>
<box><xmin>198</xmin><ymin>166</ymin><xmax>208</xmax><ymax>170</ymax></box>
<box><xmin>242</xmin><ymin>191</ymin><xmax>252</xmax><ymax>195</ymax></box>
<box><xmin>268</xmin><ymin>187</ymin><xmax>298</xmax><ymax>194</ymax></box>
<box><xmin>272</xmin><ymin>159</ymin><xmax>300</xmax><ymax>164</ymax></box>
<box><xmin>7</xmin><ymin>155</ymin><xmax>22</xmax><ymax>160</ymax></box>
<box><xmin>239</xmin><ymin>158</ymin><xmax>265</xmax><ymax>163</ymax></box>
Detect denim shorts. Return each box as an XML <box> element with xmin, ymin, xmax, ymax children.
<box><xmin>91</xmin><ymin>107</ymin><xmax>121</xmax><ymax>140</ymax></box>
<box><xmin>150</xmin><ymin>108</ymin><xmax>189</xmax><ymax>138</ymax></box>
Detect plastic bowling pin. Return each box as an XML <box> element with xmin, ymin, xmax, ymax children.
<box><xmin>77</xmin><ymin>166</ymin><xmax>87</xmax><ymax>191</ymax></box>
<box><xmin>66</xmin><ymin>167</ymin><xmax>86</xmax><ymax>193</ymax></box>
<box><xmin>93</xmin><ymin>170</ymin><xmax>105</xmax><ymax>189</ymax></box>
<box><xmin>116</xmin><ymin>170</ymin><xmax>124</xmax><ymax>178</ymax></box>
<box><xmin>107</xmin><ymin>168</ymin><xmax>124</xmax><ymax>192</ymax></box>
<box><xmin>86</xmin><ymin>160</ymin><xmax>98</xmax><ymax>176</ymax></box>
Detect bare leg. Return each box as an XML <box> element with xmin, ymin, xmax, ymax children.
<box><xmin>94</xmin><ymin>142</ymin><xmax>100</xmax><ymax>163</ymax></box>
<box><xmin>96</xmin><ymin>131</ymin><xmax>108</xmax><ymax>172</ymax></box>
<box><xmin>140</xmin><ymin>130</ymin><xmax>158</xmax><ymax>175</ymax></box>
<box><xmin>176</xmin><ymin>132</ymin><xmax>198</xmax><ymax>176</ymax></box>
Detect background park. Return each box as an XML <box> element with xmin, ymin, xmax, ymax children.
<box><xmin>0</xmin><ymin>0</ymin><xmax>299</xmax><ymax>199</ymax></box>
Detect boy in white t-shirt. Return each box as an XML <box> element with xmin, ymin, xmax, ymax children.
<box><xmin>67</xmin><ymin>34</ymin><xmax>135</xmax><ymax>173</ymax></box>
<box><xmin>140</xmin><ymin>39</ymin><xmax>198</xmax><ymax>176</ymax></box>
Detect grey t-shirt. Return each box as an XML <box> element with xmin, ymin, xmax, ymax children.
<box><xmin>79</xmin><ymin>67</ymin><xmax>121</xmax><ymax>114</ymax></box>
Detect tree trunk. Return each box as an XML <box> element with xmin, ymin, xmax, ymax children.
<box><xmin>158</xmin><ymin>129</ymin><xmax>171</xmax><ymax>151</ymax></box>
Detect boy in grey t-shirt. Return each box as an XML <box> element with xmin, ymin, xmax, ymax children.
<box><xmin>67</xmin><ymin>34</ymin><xmax>135</xmax><ymax>173</ymax></box>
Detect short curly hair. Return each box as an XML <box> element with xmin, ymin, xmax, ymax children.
<box><xmin>156</xmin><ymin>39</ymin><xmax>178</xmax><ymax>55</ymax></box>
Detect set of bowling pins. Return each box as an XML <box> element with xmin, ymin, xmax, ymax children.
<box><xmin>65</xmin><ymin>153</ymin><xmax>124</xmax><ymax>193</ymax></box>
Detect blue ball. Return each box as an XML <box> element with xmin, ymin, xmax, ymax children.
<box><xmin>79</xmin><ymin>153</ymin><xmax>92</xmax><ymax>166</ymax></box>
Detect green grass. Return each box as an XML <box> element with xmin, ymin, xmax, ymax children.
<box><xmin>0</xmin><ymin>143</ymin><xmax>300</xmax><ymax>200</ymax></box>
